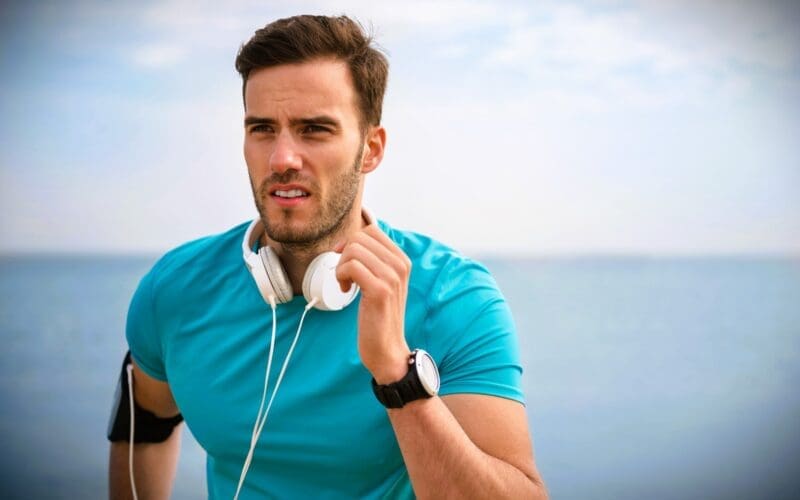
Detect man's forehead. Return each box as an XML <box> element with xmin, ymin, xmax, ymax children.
<box><xmin>244</xmin><ymin>59</ymin><xmax>357</xmax><ymax>115</ymax></box>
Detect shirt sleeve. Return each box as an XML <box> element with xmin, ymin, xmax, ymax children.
<box><xmin>423</xmin><ymin>257</ymin><xmax>525</xmax><ymax>404</ymax></box>
<box><xmin>125</xmin><ymin>268</ymin><xmax>168</xmax><ymax>381</ymax></box>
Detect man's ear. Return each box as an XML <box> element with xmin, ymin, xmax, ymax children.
<box><xmin>360</xmin><ymin>126</ymin><xmax>386</xmax><ymax>174</ymax></box>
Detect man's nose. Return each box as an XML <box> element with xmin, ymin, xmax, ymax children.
<box><xmin>269</xmin><ymin>133</ymin><xmax>302</xmax><ymax>174</ymax></box>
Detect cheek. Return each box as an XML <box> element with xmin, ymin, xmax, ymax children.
<box><xmin>243</xmin><ymin>140</ymin><xmax>268</xmax><ymax>174</ymax></box>
<box><xmin>243</xmin><ymin>138</ymin><xmax>257</xmax><ymax>163</ymax></box>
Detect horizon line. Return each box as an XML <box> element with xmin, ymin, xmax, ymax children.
<box><xmin>1</xmin><ymin>250</ymin><xmax>798</xmax><ymax>261</ymax></box>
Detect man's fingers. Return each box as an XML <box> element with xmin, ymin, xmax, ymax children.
<box><xmin>363</xmin><ymin>225</ymin><xmax>411</xmax><ymax>267</ymax></box>
<box><xmin>348</xmin><ymin>229</ymin><xmax>410</xmax><ymax>278</ymax></box>
<box><xmin>341</xmin><ymin>241</ymin><xmax>389</xmax><ymax>280</ymax></box>
<box><xmin>334</xmin><ymin>224</ymin><xmax>412</xmax><ymax>296</ymax></box>
<box><xmin>335</xmin><ymin>259</ymin><xmax>378</xmax><ymax>293</ymax></box>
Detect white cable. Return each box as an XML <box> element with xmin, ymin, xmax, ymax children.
<box><xmin>234</xmin><ymin>300</ymin><xmax>277</xmax><ymax>500</ymax></box>
<box><xmin>254</xmin><ymin>298</ymin><xmax>316</xmax><ymax>441</ymax></box>
<box><xmin>126</xmin><ymin>364</ymin><xmax>139</xmax><ymax>500</ymax></box>
<box><xmin>233</xmin><ymin>297</ymin><xmax>317</xmax><ymax>500</ymax></box>
<box><xmin>250</xmin><ymin>302</ymin><xmax>278</xmax><ymax>448</ymax></box>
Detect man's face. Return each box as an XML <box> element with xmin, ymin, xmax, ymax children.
<box><xmin>243</xmin><ymin>59</ymin><xmax>368</xmax><ymax>246</ymax></box>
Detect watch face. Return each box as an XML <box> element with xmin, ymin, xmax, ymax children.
<box><xmin>415</xmin><ymin>350</ymin><xmax>440</xmax><ymax>396</ymax></box>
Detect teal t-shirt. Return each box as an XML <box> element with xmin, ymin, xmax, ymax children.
<box><xmin>127</xmin><ymin>219</ymin><xmax>524</xmax><ymax>499</ymax></box>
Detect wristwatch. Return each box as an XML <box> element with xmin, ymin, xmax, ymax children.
<box><xmin>371</xmin><ymin>349</ymin><xmax>440</xmax><ymax>408</ymax></box>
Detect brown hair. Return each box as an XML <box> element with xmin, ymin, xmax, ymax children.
<box><xmin>235</xmin><ymin>15</ymin><xmax>389</xmax><ymax>128</ymax></box>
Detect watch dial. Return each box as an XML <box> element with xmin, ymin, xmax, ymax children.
<box><xmin>416</xmin><ymin>351</ymin><xmax>440</xmax><ymax>395</ymax></box>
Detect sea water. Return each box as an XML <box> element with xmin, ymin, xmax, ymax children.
<box><xmin>1</xmin><ymin>255</ymin><xmax>798</xmax><ymax>499</ymax></box>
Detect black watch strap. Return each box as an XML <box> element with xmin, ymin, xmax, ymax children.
<box><xmin>371</xmin><ymin>355</ymin><xmax>430</xmax><ymax>409</ymax></box>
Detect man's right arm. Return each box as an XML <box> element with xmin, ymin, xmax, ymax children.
<box><xmin>109</xmin><ymin>360</ymin><xmax>182</xmax><ymax>500</ymax></box>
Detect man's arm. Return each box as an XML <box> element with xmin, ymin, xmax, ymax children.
<box><xmin>388</xmin><ymin>394</ymin><xmax>547</xmax><ymax>499</ymax></box>
<box><xmin>336</xmin><ymin>224</ymin><xmax>547</xmax><ymax>499</ymax></box>
<box><xmin>109</xmin><ymin>360</ymin><xmax>183</xmax><ymax>500</ymax></box>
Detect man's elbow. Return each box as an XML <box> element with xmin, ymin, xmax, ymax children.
<box><xmin>525</xmin><ymin>472</ymin><xmax>548</xmax><ymax>500</ymax></box>
<box><xmin>533</xmin><ymin>481</ymin><xmax>549</xmax><ymax>500</ymax></box>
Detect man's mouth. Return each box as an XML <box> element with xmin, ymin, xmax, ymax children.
<box><xmin>272</xmin><ymin>189</ymin><xmax>310</xmax><ymax>199</ymax></box>
<box><xmin>266</xmin><ymin>183</ymin><xmax>312</xmax><ymax>207</ymax></box>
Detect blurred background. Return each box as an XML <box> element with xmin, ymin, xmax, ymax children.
<box><xmin>1</xmin><ymin>1</ymin><xmax>798</xmax><ymax>498</ymax></box>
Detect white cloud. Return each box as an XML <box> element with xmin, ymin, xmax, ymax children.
<box><xmin>641</xmin><ymin>0</ymin><xmax>800</xmax><ymax>72</ymax></box>
<box><xmin>132</xmin><ymin>0</ymin><xmax>527</xmax><ymax>50</ymax></box>
<box><xmin>481</xmin><ymin>1</ymin><xmax>800</xmax><ymax>110</ymax></box>
<box><xmin>119</xmin><ymin>1</ymin><xmax>798</xmax><ymax>111</ymax></box>
<box><xmin>131</xmin><ymin>44</ymin><xmax>187</xmax><ymax>68</ymax></box>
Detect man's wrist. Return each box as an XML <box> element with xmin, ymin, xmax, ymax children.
<box><xmin>371</xmin><ymin>349</ymin><xmax>440</xmax><ymax>409</ymax></box>
<box><xmin>371</xmin><ymin>351</ymin><xmax>412</xmax><ymax>384</ymax></box>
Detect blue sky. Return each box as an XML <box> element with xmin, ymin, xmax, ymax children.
<box><xmin>1</xmin><ymin>0</ymin><xmax>798</xmax><ymax>255</ymax></box>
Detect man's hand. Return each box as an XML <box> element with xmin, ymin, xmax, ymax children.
<box><xmin>335</xmin><ymin>224</ymin><xmax>412</xmax><ymax>383</ymax></box>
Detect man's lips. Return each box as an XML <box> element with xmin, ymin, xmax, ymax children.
<box><xmin>268</xmin><ymin>183</ymin><xmax>311</xmax><ymax>206</ymax></box>
<box><xmin>269</xmin><ymin>183</ymin><xmax>311</xmax><ymax>195</ymax></box>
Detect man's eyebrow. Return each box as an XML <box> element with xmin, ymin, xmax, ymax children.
<box><xmin>292</xmin><ymin>116</ymin><xmax>340</xmax><ymax>127</ymax></box>
<box><xmin>243</xmin><ymin>115</ymin><xmax>340</xmax><ymax>127</ymax></box>
<box><xmin>244</xmin><ymin>116</ymin><xmax>275</xmax><ymax>127</ymax></box>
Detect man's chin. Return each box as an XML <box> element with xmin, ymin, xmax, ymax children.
<box><xmin>263</xmin><ymin>222</ymin><xmax>319</xmax><ymax>246</ymax></box>
<box><xmin>259</xmin><ymin>202</ymin><xmax>353</xmax><ymax>248</ymax></box>
<box><xmin>260</xmin><ymin>207</ymin><xmax>307</xmax><ymax>234</ymax></box>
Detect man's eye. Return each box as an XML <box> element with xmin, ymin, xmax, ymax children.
<box><xmin>250</xmin><ymin>125</ymin><xmax>273</xmax><ymax>134</ymax></box>
<box><xmin>302</xmin><ymin>125</ymin><xmax>329</xmax><ymax>134</ymax></box>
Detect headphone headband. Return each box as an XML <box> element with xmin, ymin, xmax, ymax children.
<box><xmin>242</xmin><ymin>218</ymin><xmax>263</xmax><ymax>261</ymax></box>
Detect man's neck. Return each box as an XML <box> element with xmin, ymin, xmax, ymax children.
<box><xmin>266</xmin><ymin>208</ymin><xmax>368</xmax><ymax>295</ymax></box>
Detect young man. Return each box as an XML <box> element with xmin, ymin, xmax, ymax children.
<box><xmin>109</xmin><ymin>15</ymin><xmax>547</xmax><ymax>499</ymax></box>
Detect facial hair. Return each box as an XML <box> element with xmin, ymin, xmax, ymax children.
<box><xmin>251</xmin><ymin>142</ymin><xmax>363</xmax><ymax>249</ymax></box>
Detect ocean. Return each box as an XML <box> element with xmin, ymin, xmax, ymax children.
<box><xmin>1</xmin><ymin>255</ymin><xmax>798</xmax><ymax>499</ymax></box>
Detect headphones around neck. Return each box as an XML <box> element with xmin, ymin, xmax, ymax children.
<box><xmin>242</xmin><ymin>210</ymin><xmax>372</xmax><ymax>311</ymax></box>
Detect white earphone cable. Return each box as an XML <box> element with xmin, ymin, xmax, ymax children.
<box><xmin>254</xmin><ymin>298</ymin><xmax>317</xmax><ymax>440</ymax></box>
<box><xmin>234</xmin><ymin>300</ymin><xmax>277</xmax><ymax>500</ymax></box>
<box><xmin>234</xmin><ymin>297</ymin><xmax>317</xmax><ymax>500</ymax></box>
<box><xmin>249</xmin><ymin>301</ymin><xmax>278</xmax><ymax>448</ymax></box>
<box><xmin>127</xmin><ymin>364</ymin><xmax>139</xmax><ymax>500</ymax></box>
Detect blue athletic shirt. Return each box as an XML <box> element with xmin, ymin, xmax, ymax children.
<box><xmin>127</xmin><ymin>218</ymin><xmax>524</xmax><ymax>499</ymax></box>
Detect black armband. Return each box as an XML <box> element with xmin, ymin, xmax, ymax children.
<box><xmin>107</xmin><ymin>351</ymin><xmax>183</xmax><ymax>443</ymax></box>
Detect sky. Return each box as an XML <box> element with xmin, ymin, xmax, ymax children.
<box><xmin>1</xmin><ymin>0</ymin><xmax>799</xmax><ymax>256</ymax></box>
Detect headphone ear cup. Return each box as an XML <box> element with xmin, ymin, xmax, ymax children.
<box><xmin>245</xmin><ymin>252</ymin><xmax>278</xmax><ymax>305</ymax></box>
<box><xmin>259</xmin><ymin>246</ymin><xmax>293</xmax><ymax>304</ymax></box>
<box><xmin>302</xmin><ymin>252</ymin><xmax>359</xmax><ymax>311</ymax></box>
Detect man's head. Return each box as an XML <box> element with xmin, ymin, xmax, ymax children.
<box><xmin>238</xmin><ymin>16</ymin><xmax>388</xmax><ymax>251</ymax></box>
<box><xmin>235</xmin><ymin>15</ymin><xmax>388</xmax><ymax>130</ymax></box>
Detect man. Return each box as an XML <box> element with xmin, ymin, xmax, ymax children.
<box><xmin>109</xmin><ymin>14</ymin><xmax>546</xmax><ymax>499</ymax></box>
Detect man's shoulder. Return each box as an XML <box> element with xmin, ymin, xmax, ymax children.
<box><xmin>379</xmin><ymin>219</ymin><xmax>498</xmax><ymax>301</ymax></box>
<box><xmin>379</xmin><ymin>218</ymin><xmax>462</xmax><ymax>265</ymax></box>
<box><xmin>145</xmin><ymin>220</ymin><xmax>250</xmax><ymax>288</ymax></box>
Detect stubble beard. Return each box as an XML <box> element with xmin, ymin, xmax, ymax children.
<box><xmin>251</xmin><ymin>146</ymin><xmax>363</xmax><ymax>252</ymax></box>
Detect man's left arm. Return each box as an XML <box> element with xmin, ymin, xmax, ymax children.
<box><xmin>336</xmin><ymin>225</ymin><xmax>547</xmax><ymax>499</ymax></box>
<box><xmin>388</xmin><ymin>393</ymin><xmax>547</xmax><ymax>499</ymax></box>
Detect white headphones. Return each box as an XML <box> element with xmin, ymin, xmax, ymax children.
<box><xmin>242</xmin><ymin>211</ymin><xmax>372</xmax><ymax>311</ymax></box>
